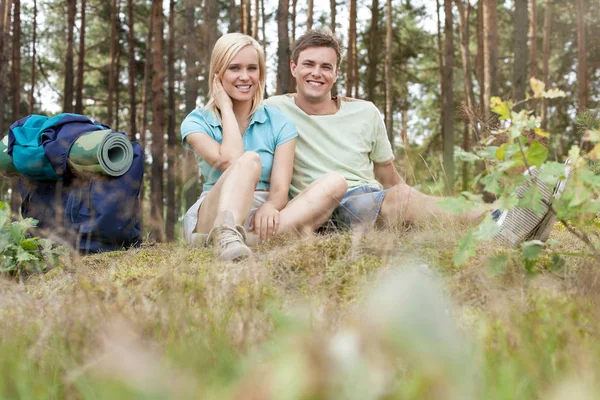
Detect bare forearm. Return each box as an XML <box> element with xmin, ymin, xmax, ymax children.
<box><xmin>266</xmin><ymin>188</ymin><xmax>289</xmax><ymax>211</ymax></box>
<box><xmin>219</xmin><ymin>108</ymin><xmax>244</xmax><ymax>162</ymax></box>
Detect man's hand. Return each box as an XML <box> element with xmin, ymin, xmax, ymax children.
<box><xmin>212</xmin><ymin>75</ymin><xmax>233</xmax><ymax>112</ymax></box>
<box><xmin>249</xmin><ymin>202</ymin><xmax>280</xmax><ymax>241</ymax></box>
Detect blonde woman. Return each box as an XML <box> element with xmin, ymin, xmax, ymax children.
<box><xmin>181</xmin><ymin>33</ymin><xmax>347</xmax><ymax>261</ymax></box>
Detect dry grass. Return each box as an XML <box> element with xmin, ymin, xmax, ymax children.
<box><xmin>1</xmin><ymin>222</ymin><xmax>600</xmax><ymax>399</ymax></box>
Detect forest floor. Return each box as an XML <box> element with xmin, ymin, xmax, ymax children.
<box><xmin>2</xmin><ymin>220</ymin><xmax>600</xmax><ymax>399</ymax></box>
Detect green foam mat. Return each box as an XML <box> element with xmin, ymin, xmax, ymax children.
<box><xmin>68</xmin><ymin>130</ymin><xmax>134</xmax><ymax>177</ymax></box>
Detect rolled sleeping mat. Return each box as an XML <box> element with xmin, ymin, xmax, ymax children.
<box><xmin>0</xmin><ymin>135</ymin><xmax>19</xmax><ymax>176</ymax></box>
<box><xmin>68</xmin><ymin>130</ymin><xmax>134</xmax><ymax>177</ymax></box>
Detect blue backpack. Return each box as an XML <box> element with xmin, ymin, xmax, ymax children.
<box><xmin>7</xmin><ymin>114</ymin><xmax>143</xmax><ymax>253</ymax></box>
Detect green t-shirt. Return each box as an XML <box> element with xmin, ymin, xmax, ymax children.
<box><xmin>264</xmin><ymin>94</ymin><xmax>394</xmax><ymax>197</ymax></box>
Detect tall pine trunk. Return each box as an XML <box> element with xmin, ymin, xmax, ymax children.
<box><xmin>290</xmin><ymin>0</ymin><xmax>296</xmax><ymax>42</ymax></box>
<box><xmin>276</xmin><ymin>0</ymin><xmax>290</xmax><ymax>94</ymax></box>
<box><xmin>345</xmin><ymin>0</ymin><xmax>356</xmax><ymax>97</ymax></box>
<box><xmin>74</xmin><ymin>0</ymin><xmax>86</xmax><ymax>114</ymax></box>
<box><xmin>63</xmin><ymin>0</ymin><xmax>75</xmax><ymax>112</ymax></box>
<box><xmin>127</xmin><ymin>0</ymin><xmax>136</xmax><ymax>141</ymax></box>
<box><xmin>512</xmin><ymin>0</ymin><xmax>529</xmax><ymax>104</ymax></box>
<box><xmin>252</xmin><ymin>0</ymin><xmax>259</xmax><ymax>38</ymax></box>
<box><xmin>528</xmin><ymin>0</ymin><xmax>537</xmax><ymax>79</ymax></box>
<box><xmin>366</xmin><ymin>0</ymin><xmax>379</xmax><ymax>102</ymax></box>
<box><xmin>482</xmin><ymin>0</ymin><xmax>498</xmax><ymax>121</ymax></box>
<box><xmin>140</xmin><ymin>6</ymin><xmax>154</xmax><ymax>232</ymax></box>
<box><xmin>11</xmin><ymin>0</ymin><xmax>20</xmax><ymax>215</ymax></box>
<box><xmin>541</xmin><ymin>0</ymin><xmax>550</xmax><ymax>130</ymax></box>
<box><xmin>436</xmin><ymin>0</ymin><xmax>444</xmax><ymax>138</ymax></box>
<box><xmin>201</xmin><ymin>0</ymin><xmax>217</xmax><ymax>96</ymax></box>
<box><xmin>0</xmin><ymin>0</ymin><xmax>12</xmax><ymax>136</ymax></box>
<box><xmin>384</xmin><ymin>0</ymin><xmax>392</xmax><ymax>141</ymax></box>
<box><xmin>166</xmin><ymin>0</ymin><xmax>176</xmax><ymax>241</ymax></box>
<box><xmin>307</xmin><ymin>0</ymin><xmax>313</xmax><ymax>30</ymax></box>
<box><xmin>442</xmin><ymin>0</ymin><xmax>454</xmax><ymax>193</ymax></box>
<box><xmin>183</xmin><ymin>0</ymin><xmax>199</xmax><ymax>210</ymax></box>
<box><xmin>330</xmin><ymin>0</ymin><xmax>337</xmax><ymax>96</ymax></box>
<box><xmin>228</xmin><ymin>0</ymin><xmax>238</xmax><ymax>32</ymax></box>
<box><xmin>28</xmin><ymin>0</ymin><xmax>35</xmax><ymax>113</ymax></box>
<box><xmin>150</xmin><ymin>0</ymin><xmax>165</xmax><ymax>242</ymax></box>
<box><xmin>107</xmin><ymin>0</ymin><xmax>118</xmax><ymax>126</ymax></box>
<box><xmin>576</xmin><ymin>0</ymin><xmax>587</xmax><ymax>112</ymax></box>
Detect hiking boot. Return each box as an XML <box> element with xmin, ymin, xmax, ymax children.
<box><xmin>207</xmin><ymin>212</ymin><xmax>252</xmax><ymax>261</ymax></box>
<box><xmin>493</xmin><ymin>160</ymin><xmax>572</xmax><ymax>245</ymax></box>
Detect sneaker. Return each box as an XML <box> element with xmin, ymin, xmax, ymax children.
<box><xmin>493</xmin><ymin>160</ymin><xmax>572</xmax><ymax>245</ymax></box>
<box><xmin>206</xmin><ymin>212</ymin><xmax>252</xmax><ymax>261</ymax></box>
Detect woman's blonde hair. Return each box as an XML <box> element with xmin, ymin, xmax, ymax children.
<box><xmin>206</xmin><ymin>33</ymin><xmax>266</xmax><ymax>121</ymax></box>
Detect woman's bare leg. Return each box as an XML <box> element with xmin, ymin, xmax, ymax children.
<box><xmin>195</xmin><ymin>151</ymin><xmax>262</xmax><ymax>233</ymax></box>
<box><xmin>277</xmin><ymin>172</ymin><xmax>348</xmax><ymax>236</ymax></box>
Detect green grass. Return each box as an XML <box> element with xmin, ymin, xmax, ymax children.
<box><xmin>1</xmin><ymin>225</ymin><xmax>600</xmax><ymax>399</ymax></box>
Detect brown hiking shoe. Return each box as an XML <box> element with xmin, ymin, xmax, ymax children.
<box><xmin>207</xmin><ymin>212</ymin><xmax>252</xmax><ymax>261</ymax></box>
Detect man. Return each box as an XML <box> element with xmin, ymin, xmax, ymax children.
<box><xmin>264</xmin><ymin>30</ymin><xmax>484</xmax><ymax>231</ymax></box>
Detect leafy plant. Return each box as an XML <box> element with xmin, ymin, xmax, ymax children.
<box><xmin>0</xmin><ymin>201</ymin><xmax>63</xmax><ymax>275</ymax></box>
<box><xmin>443</xmin><ymin>78</ymin><xmax>600</xmax><ymax>272</ymax></box>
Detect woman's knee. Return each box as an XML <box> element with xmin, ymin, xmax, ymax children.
<box><xmin>236</xmin><ymin>151</ymin><xmax>262</xmax><ymax>173</ymax></box>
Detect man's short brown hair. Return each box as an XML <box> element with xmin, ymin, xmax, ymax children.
<box><xmin>291</xmin><ymin>30</ymin><xmax>342</xmax><ymax>68</ymax></box>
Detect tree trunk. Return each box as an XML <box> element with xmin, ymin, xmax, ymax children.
<box><xmin>63</xmin><ymin>0</ymin><xmax>75</xmax><ymax>113</ymax></box>
<box><xmin>140</xmin><ymin>4</ymin><xmax>154</xmax><ymax>233</ymax></box>
<box><xmin>384</xmin><ymin>0</ymin><xmax>392</xmax><ymax>141</ymax></box>
<box><xmin>0</xmin><ymin>0</ymin><xmax>12</xmax><ymax>136</ymax></box>
<box><xmin>252</xmin><ymin>0</ymin><xmax>259</xmax><ymax>38</ymax></box>
<box><xmin>107</xmin><ymin>0</ymin><xmax>118</xmax><ymax>126</ymax></box>
<box><xmin>150</xmin><ymin>0</ymin><xmax>165</xmax><ymax>242</ymax></box>
<box><xmin>260</xmin><ymin>0</ymin><xmax>266</xmax><ymax>56</ymax></box>
<box><xmin>166</xmin><ymin>0</ymin><xmax>176</xmax><ymax>241</ymax></box>
<box><xmin>307</xmin><ymin>0</ymin><xmax>313</xmax><ymax>30</ymax></box>
<box><xmin>528</xmin><ymin>0</ymin><xmax>537</xmax><ymax>79</ymax></box>
<box><xmin>276</xmin><ymin>0</ymin><xmax>290</xmax><ymax>94</ymax></box>
<box><xmin>436</xmin><ymin>0</ymin><xmax>444</xmax><ymax>138</ymax></box>
<box><xmin>127</xmin><ymin>0</ymin><xmax>136</xmax><ymax>141</ymax></box>
<box><xmin>476</xmin><ymin>0</ymin><xmax>484</xmax><ymax>108</ymax></box>
<box><xmin>201</xmin><ymin>0</ymin><xmax>217</xmax><ymax>96</ymax></box>
<box><xmin>482</xmin><ymin>0</ymin><xmax>498</xmax><ymax>121</ymax></box>
<box><xmin>512</xmin><ymin>0</ymin><xmax>529</xmax><ymax>104</ymax></box>
<box><xmin>330</xmin><ymin>0</ymin><xmax>336</xmax><ymax>34</ymax></box>
<box><xmin>442</xmin><ymin>0</ymin><xmax>454</xmax><ymax>193</ymax></box>
<box><xmin>345</xmin><ymin>0</ymin><xmax>356</xmax><ymax>97</ymax></box>
<box><xmin>74</xmin><ymin>0</ymin><xmax>86</xmax><ymax>114</ymax></box>
<box><xmin>114</xmin><ymin>21</ymin><xmax>121</xmax><ymax>131</ymax></box>
<box><xmin>241</xmin><ymin>0</ymin><xmax>249</xmax><ymax>35</ymax></box>
<box><xmin>455</xmin><ymin>0</ymin><xmax>476</xmax><ymax>110</ymax></box>
<box><xmin>541</xmin><ymin>0</ymin><xmax>550</xmax><ymax>130</ymax></box>
<box><xmin>28</xmin><ymin>0</ymin><xmax>35</xmax><ymax>114</ymax></box>
<box><xmin>576</xmin><ymin>0</ymin><xmax>587</xmax><ymax>112</ymax></box>
<box><xmin>228</xmin><ymin>0</ymin><xmax>239</xmax><ymax>32</ymax></box>
<box><xmin>10</xmin><ymin>0</ymin><xmax>20</xmax><ymax>215</ymax></box>
<box><xmin>366</xmin><ymin>0</ymin><xmax>379</xmax><ymax>102</ymax></box>
<box><xmin>291</xmin><ymin>0</ymin><xmax>297</xmax><ymax>43</ymax></box>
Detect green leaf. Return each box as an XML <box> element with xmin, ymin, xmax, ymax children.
<box><xmin>453</xmin><ymin>230</ymin><xmax>477</xmax><ymax>267</ymax></box>
<box><xmin>495</xmin><ymin>193</ymin><xmax>520</xmax><ymax>211</ymax></box>
<box><xmin>491</xmin><ymin>97</ymin><xmax>511</xmax><ymax>120</ymax></box>
<box><xmin>549</xmin><ymin>254</ymin><xmax>565</xmax><ymax>272</ymax></box>
<box><xmin>518</xmin><ymin>185</ymin><xmax>546</xmax><ymax>215</ymax></box>
<box><xmin>521</xmin><ymin>240</ymin><xmax>544</xmax><ymax>260</ymax></box>
<box><xmin>524</xmin><ymin>141</ymin><xmax>549</xmax><ymax>167</ymax></box>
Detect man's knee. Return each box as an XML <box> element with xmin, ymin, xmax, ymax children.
<box><xmin>322</xmin><ymin>172</ymin><xmax>348</xmax><ymax>198</ymax></box>
<box><xmin>382</xmin><ymin>183</ymin><xmax>412</xmax><ymax>211</ymax></box>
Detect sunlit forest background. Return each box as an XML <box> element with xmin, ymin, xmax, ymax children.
<box><xmin>0</xmin><ymin>0</ymin><xmax>597</xmax><ymax>241</ymax></box>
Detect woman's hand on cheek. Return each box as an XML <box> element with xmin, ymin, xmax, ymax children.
<box><xmin>213</xmin><ymin>75</ymin><xmax>233</xmax><ymax>112</ymax></box>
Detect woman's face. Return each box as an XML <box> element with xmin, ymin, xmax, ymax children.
<box><xmin>220</xmin><ymin>45</ymin><xmax>260</xmax><ymax>104</ymax></box>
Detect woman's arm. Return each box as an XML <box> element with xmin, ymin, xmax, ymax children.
<box><xmin>249</xmin><ymin>139</ymin><xmax>296</xmax><ymax>240</ymax></box>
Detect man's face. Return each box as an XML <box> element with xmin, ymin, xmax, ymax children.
<box><xmin>291</xmin><ymin>46</ymin><xmax>338</xmax><ymax>103</ymax></box>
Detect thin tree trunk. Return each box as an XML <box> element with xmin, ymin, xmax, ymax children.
<box><xmin>476</xmin><ymin>0</ymin><xmax>484</xmax><ymax>108</ymax></box>
<box><xmin>183</xmin><ymin>0</ymin><xmax>199</xmax><ymax>210</ymax></box>
<box><xmin>384</xmin><ymin>0</ymin><xmax>392</xmax><ymax>141</ymax></box>
<box><xmin>166</xmin><ymin>0</ymin><xmax>176</xmax><ymax>241</ymax></box>
<box><xmin>252</xmin><ymin>0</ymin><xmax>259</xmax><ymax>38</ymax></box>
<box><xmin>442</xmin><ymin>0</ymin><xmax>454</xmax><ymax>193</ymax></box>
<box><xmin>0</xmin><ymin>0</ymin><xmax>12</xmax><ymax>136</ymax></box>
<box><xmin>366</xmin><ymin>0</ymin><xmax>379</xmax><ymax>102</ymax></box>
<box><xmin>127</xmin><ymin>0</ymin><xmax>136</xmax><ymax>141</ymax></box>
<box><xmin>528</xmin><ymin>0</ymin><xmax>537</xmax><ymax>79</ymax></box>
<box><xmin>11</xmin><ymin>0</ymin><xmax>20</xmax><ymax>215</ymax></box>
<box><xmin>74</xmin><ymin>0</ymin><xmax>86</xmax><ymax>114</ymax></box>
<box><xmin>201</xmin><ymin>0</ymin><xmax>217</xmax><ymax>96</ymax></box>
<box><xmin>260</xmin><ymin>0</ymin><xmax>266</xmax><ymax>56</ymax></box>
<box><xmin>330</xmin><ymin>0</ymin><xmax>336</xmax><ymax>34</ymax></box>
<box><xmin>482</xmin><ymin>0</ymin><xmax>498</xmax><ymax>121</ymax></box>
<box><xmin>28</xmin><ymin>0</ymin><xmax>35</xmax><ymax>114</ymax></box>
<box><xmin>228</xmin><ymin>0</ymin><xmax>239</xmax><ymax>32</ymax></box>
<box><xmin>541</xmin><ymin>0</ymin><xmax>550</xmax><ymax>130</ymax></box>
<box><xmin>512</xmin><ymin>0</ymin><xmax>529</xmax><ymax>104</ymax></box>
<box><xmin>140</xmin><ymin>5</ymin><xmax>154</xmax><ymax>232</ymax></box>
<box><xmin>63</xmin><ymin>0</ymin><xmax>76</xmax><ymax>112</ymax></box>
<box><xmin>455</xmin><ymin>0</ymin><xmax>476</xmax><ymax>110</ymax></box>
<box><xmin>114</xmin><ymin>18</ymin><xmax>121</xmax><ymax>131</ymax></box>
<box><xmin>241</xmin><ymin>0</ymin><xmax>248</xmax><ymax>35</ymax></box>
<box><xmin>576</xmin><ymin>0</ymin><xmax>587</xmax><ymax>112</ymax></box>
<box><xmin>345</xmin><ymin>0</ymin><xmax>356</xmax><ymax>97</ymax></box>
<box><xmin>150</xmin><ymin>0</ymin><xmax>165</xmax><ymax>242</ymax></box>
<box><xmin>107</xmin><ymin>0</ymin><xmax>118</xmax><ymax>126</ymax></box>
<box><xmin>276</xmin><ymin>0</ymin><xmax>290</xmax><ymax>94</ymax></box>
<box><xmin>307</xmin><ymin>0</ymin><xmax>313</xmax><ymax>30</ymax></box>
<box><xmin>462</xmin><ymin>122</ymin><xmax>470</xmax><ymax>191</ymax></box>
<box><xmin>436</xmin><ymin>0</ymin><xmax>444</xmax><ymax>137</ymax></box>
<box><xmin>291</xmin><ymin>0</ymin><xmax>296</xmax><ymax>43</ymax></box>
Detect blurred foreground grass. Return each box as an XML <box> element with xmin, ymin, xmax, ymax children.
<box><xmin>2</xmin><ymin>223</ymin><xmax>600</xmax><ymax>399</ymax></box>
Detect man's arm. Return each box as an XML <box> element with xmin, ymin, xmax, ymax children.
<box><xmin>374</xmin><ymin>160</ymin><xmax>405</xmax><ymax>189</ymax></box>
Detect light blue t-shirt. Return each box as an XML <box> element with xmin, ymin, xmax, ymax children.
<box><xmin>180</xmin><ymin>105</ymin><xmax>298</xmax><ymax>192</ymax></box>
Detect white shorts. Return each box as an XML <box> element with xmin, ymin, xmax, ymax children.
<box><xmin>183</xmin><ymin>191</ymin><xmax>270</xmax><ymax>242</ymax></box>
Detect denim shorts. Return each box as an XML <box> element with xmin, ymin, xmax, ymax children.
<box><xmin>331</xmin><ymin>185</ymin><xmax>388</xmax><ymax>230</ymax></box>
